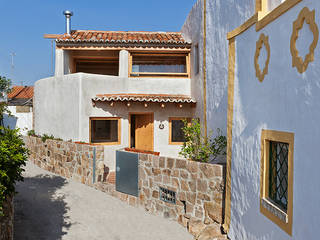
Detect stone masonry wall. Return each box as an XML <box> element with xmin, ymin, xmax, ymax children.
<box><xmin>138</xmin><ymin>154</ymin><xmax>226</xmax><ymax>239</ymax></box>
<box><xmin>24</xmin><ymin>136</ymin><xmax>227</xmax><ymax>239</ymax></box>
<box><xmin>0</xmin><ymin>196</ymin><xmax>14</xmax><ymax>240</ymax></box>
<box><xmin>24</xmin><ymin>136</ymin><xmax>107</xmax><ymax>185</ymax></box>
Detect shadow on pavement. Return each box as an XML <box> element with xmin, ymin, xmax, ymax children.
<box><xmin>14</xmin><ymin>174</ymin><xmax>71</xmax><ymax>240</ymax></box>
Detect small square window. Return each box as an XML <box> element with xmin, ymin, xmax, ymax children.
<box><xmin>90</xmin><ymin>118</ymin><xmax>121</xmax><ymax>145</ymax></box>
<box><xmin>169</xmin><ymin>118</ymin><xmax>191</xmax><ymax>145</ymax></box>
<box><xmin>260</xmin><ymin>129</ymin><xmax>294</xmax><ymax>235</ymax></box>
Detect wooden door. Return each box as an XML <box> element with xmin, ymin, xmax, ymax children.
<box><xmin>135</xmin><ymin>114</ymin><xmax>153</xmax><ymax>151</ymax></box>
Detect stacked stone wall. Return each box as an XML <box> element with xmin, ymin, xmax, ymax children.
<box><xmin>24</xmin><ymin>136</ymin><xmax>106</xmax><ymax>185</ymax></box>
<box><xmin>24</xmin><ymin>136</ymin><xmax>227</xmax><ymax>239</ymax></box>
<box><xmin>0</xmin><ymin>196</ymin><xmax>13</xmax><ymax>240</ymax></box>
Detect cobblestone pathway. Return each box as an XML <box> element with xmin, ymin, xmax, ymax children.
<box><xmin>14</xmin><ymin>161</ymin><xmax>193</xmax><ymax>240</ymax></box>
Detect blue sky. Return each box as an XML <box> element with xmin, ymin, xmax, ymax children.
<box><xmin>0</xmin><ymin>0</ymin><xmax>196</xmax><ymax>86</ymax></box>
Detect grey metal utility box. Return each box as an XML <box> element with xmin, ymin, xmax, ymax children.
<box><xmin>116</xmin><ymin>150</ymin><xmax>139</xmax><ymax>197</ymax></box>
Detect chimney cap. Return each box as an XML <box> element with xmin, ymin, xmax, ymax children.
<box><xmin>63</xmin><ymin>10</ymin><xmax>73</xmax><ymax>17</ymax></box>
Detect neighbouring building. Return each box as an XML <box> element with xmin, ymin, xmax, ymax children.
<box><xmin>225</xmin><ymin>0</ymin><xmax>320</xmax><ymax>239</ymax></box>
<box><xmin>3</xmin><ymin>86</ymin><xmax>34</xmax><ymax>135</ymax></box>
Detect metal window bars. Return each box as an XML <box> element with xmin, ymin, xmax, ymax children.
<box><xmin>269</xmin><ymin>141</ymin><xmax>289</xmax><ymax>212</ymax></box>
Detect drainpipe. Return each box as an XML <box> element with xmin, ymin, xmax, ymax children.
<box><xmin>92</xmin><ymin>147</ymin><xmax>96</xmax><ymax>184</ymax></box>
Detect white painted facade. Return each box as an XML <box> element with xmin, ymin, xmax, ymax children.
<box><xmin>229</xmin><ymin>0</ymin><xmax>320</xmax><ymax>239</ymax></box>
<box><xmin>181</xmin><ymin>0</ymin><xmax>255</xmax><ymax>137</ymax></box>
<box><xmin>3</xmin><ymin>106</ymin><xmax>33</xmax><ymax>135</ymax></box>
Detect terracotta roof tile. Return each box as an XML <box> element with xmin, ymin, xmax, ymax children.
<box><xmin>56</xmin><ymin>30</ymin><xmax>191</xmax><ymax>48</ymax></box>
<box><xmin>7</xmin><ymin>86</ymin><xmax>34</xmax><ymax>99</ymax></box>
<box><xmin>92</xmin><ymin>93</ymin><xmax>196</xmax><ymax>104</ymax></box>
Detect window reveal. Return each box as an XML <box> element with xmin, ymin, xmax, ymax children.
<box><xmin>91</xmin><ymin>118</ymin><xmax>119</xmax><ymax>144</ymax></box>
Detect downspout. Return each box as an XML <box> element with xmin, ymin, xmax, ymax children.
<box><xmin>203</xmin><ymin>0</ymin><xmax>208</xmax><ymax>138</ymax></box>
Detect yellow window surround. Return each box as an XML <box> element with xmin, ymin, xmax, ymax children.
<box><xmin>260</xmin><ymin>129</ymin><xmax>294</xmax><ymax>236</ymax></box>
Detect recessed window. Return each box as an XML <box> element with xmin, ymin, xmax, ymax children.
<box><xmin>269</xmin><ymin>141</ymin><xmax>288</xmax><ymax>211</ymax></box>
<box><xmin>16</xmin><ymin>106</ymin><xmax>31</xmax><ymax>113</ymax></box>
<box><xmin>260</xmin><ymin>129</ymin><xmax>294</xmax><ymax>235</ymax></box>
<box><xmin>169</xmin><ymin>118</ymin><xmax>191</xmax><ymax>145</ymax></box>
<box><xmin>130</xmin><ymin>53</ymin><xmax>189</xmax><ymax>77</ymax></box>
<box><xmin>194</xmin><ymin>44</ymin><xmax>199</xmax><ymax>75</ymax></box>
<box><xmin>90</xmin><ymin>117</ymin><xmax>121</xmax><ymax>145</ymax></box>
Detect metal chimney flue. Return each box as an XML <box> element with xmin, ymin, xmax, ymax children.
<box><xmin>63</xmin><ymin>10</ymin><xmax>73</xmax><ymax>35</ymax></box>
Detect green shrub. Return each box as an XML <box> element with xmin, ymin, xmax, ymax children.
<box><xmin>179</xmin><ymin>119</ymin><xmax>227</xmax><ymax>163</ymax></box>
<box><xmin>27</xmin><ymin>129</ymin><xmax>37</xmax><ymax>137</ymax></box>
<box><xmin>0</xmin><ymin>127</ymin><xmax>29</xmax><ymax>215</ymax></box>
<box><xmin>41</xmin><ymin>133</ymin><xmax>55</xmax><ymax>142</ymax></box>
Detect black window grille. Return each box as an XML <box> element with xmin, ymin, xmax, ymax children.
<box><xmin>269</xmin><ymin>141</ymin><xmax>289</xmax><ymax>211</ymax></box>
<box><xmin>159</xmin><ymin>187</ymin><xmax>176</xmax><ymax>204</ymax></box>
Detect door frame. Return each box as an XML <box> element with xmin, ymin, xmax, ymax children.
<box><xmin>128</xmin><ymin>112</ymin><xmax>154</xmax><ymax>151</ymax></box>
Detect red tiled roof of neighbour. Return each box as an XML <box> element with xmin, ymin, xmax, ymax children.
<box><xmin>7</xmin><ymin>86</ymin><xmax>34</xmax><ymax>99</ymax></box>
<box><xmin>56</xmin><ymin>30</ymin><xmax>191</xmax><ymax>48</ymax></box>
<box><xmin>92</xmin><ymin>93</ymin><xmax>196</xmax><ymax>103</ymax></box>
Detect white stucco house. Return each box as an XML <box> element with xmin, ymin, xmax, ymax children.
<box><xmin>3</xmin><ymin>86</ymin><xmax>34</xmax><ymax>135</ymax></box>
<box><xmin>35</xmin><ymin>0</ymin><xmax>255</xmax><ymax>169</ymax></box>
<box><xmin>224</xmin><ymin>0</ymin><xmax>320</xmax><ymax>239</ymax></box>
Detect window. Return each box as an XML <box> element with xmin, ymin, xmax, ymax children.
<box><xmin>260</xmin><ymin>129</ymin><xmax>294</xmax><ymax>235</ymax></box>
<box><xmin>16</xmin><ymin>106</ymin><xmax>31</xmax><ymax>113</ymax></box>
<box><xmin>90</xmin><ymin>117</ymin><xmax>121</xmax><ymax>145</ymax></box>
<box><xmin>75</xmin><ymin>59</ymin><xmax>119</xmax><ymax>76</ymax></box>
<box><xmin>129</xmin><ymin>53</ymin><xmax>190</xmax><ymax>77</ymax></box>
<box><xmin>169</xmin><ymin>117</ymin><xmax>191</xmax><ymax>145</ymax></box>
<box><xmin>194</xmin><ymin>44</ymin><xmax>199</xmax><ymax>75</ymax></box>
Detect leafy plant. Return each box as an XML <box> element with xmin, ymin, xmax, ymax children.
<box><xmin>27</xmin><ymin>129</ymin><xmax>37</xmax><ymax>137</ymax></box>
<box><xmin>0</xmin><ymin>127</ymin><xmax>29</xmax><ymax>215</ymax></box>
<box><xmin>179</xmin><ymin>119</ymin><xmax>227</xmax><ymax>163</ymax></box>
<box><xmin>41</xmin><ymin>134</ymin><xmax>55</xmax><ymax>142</ymax></box>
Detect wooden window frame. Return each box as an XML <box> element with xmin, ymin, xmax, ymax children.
<box><xmin>260</xmin><ymin>129</ymin><xmax>294</xmax><ymax>235</ymax></box>
<box><xmin>169</xmin><ymin>117</ymin><xmax>191</xmax><ymax>145</ymax></box>
<box><xmin>89</xmin><ymin>117</ymin><xmax>121</xmax><ymax>145</ymax></box>
<box><xmin>128</xmin><ymin>52</ymin><xmax>191</xmax><ymax>78</ymax></box>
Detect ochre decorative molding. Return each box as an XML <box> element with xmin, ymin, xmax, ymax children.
<box><xmin>223</xmin><ymin>37</ymin><xmax>235</xmax><ymax>234</ymax></box>
<box><xmin>254</xmin><ymin>33</ymin><xmax>270</xmax><ymax>82</ymax></box>
<box><xmin>290</xmin><ymin>7</ymin><xmax>319</xmax><ymax>74</ymax></box>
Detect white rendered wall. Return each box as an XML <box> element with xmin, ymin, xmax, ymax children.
<box><xmin>34</xmin><ymin>73</ymin><xmax>193</xmax><ymax>169</ymax></box>
<box><xmin>230</xmin><ymin>1</ymin><xmax>320</xmax><ymax>239</ymax></box>
<box><xmin>181</xmin><ymin>0</ymin><xmax>255</xmax><ymax>138</ymax></box>
<box><xmin>3</xmin><ymin>106</ymin><xmax>33</xmax><ymax>135</ymax></box>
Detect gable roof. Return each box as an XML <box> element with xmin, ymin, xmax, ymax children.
<box><xmin>8</xmin><ymin>86</ymin><xmax>34</xmax><ymax>99</ymax></box>
<box><xmin>56</xmin><ymin>30</ymin><xmax>191</xmax><ymax>48</ymax></box>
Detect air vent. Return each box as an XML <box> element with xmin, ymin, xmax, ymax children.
<box><xmin>159</xmin><ymin>187</ymin><xmax>176</xmax><ymax>204</ymax></box>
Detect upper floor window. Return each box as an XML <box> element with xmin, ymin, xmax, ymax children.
<box><xmin>268</xmin><ymin>0</ymin><xmax>286</xmax><ymax>11</ymax></box>
<box><xmin>194</xmin><ymin>44</ymin><xmax>199</xmax><ymax>75</ymax></box>
<box><xmin>129</xmin><ymin>53</ymin><xmax>190</xmax><ymax>77</ymax></box>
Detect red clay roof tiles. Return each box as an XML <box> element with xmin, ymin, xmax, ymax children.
<box><xmin>8</xmin><ymin>86</ymin><xmax>34</xmax><ymax>99</ymax></box>
<box><xmin>56</xmin><ymin>30</ymin><xmax>191</xmax><ymax>48</ymax></box>
<box><xmin>92</xmin><ymin>93</ymin><xmax>196</xmax><ymax>104</ymax></box>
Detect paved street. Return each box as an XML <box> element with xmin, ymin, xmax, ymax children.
<box><xmin>14</xmin><ymin>161</ymin><xmax>193</xmax><ymax>240</ymax></box>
